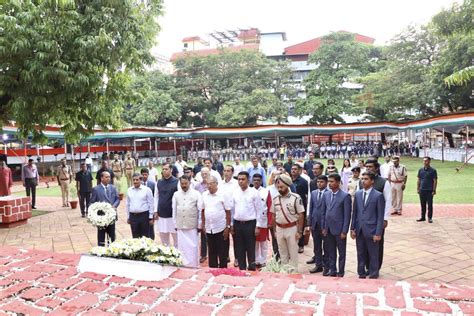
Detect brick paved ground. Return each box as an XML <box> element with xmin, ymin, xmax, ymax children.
<box><xmin>0</xmin><ymin>246</ymin><xmax>473</xmax><ymax>315</ymax></box>
<box><xmin>1</xmin><ymin>195</ymin><xmax>472</xmax><ymax>285</ymax></box>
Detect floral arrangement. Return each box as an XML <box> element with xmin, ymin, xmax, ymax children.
<box><xmin>89</xmin><ymin>237</ymin><xmax>183</xmax><ymax>266</ymax></box>
<box><xmin>260</xmin><ymin>255</ymin><xmax>295</xmax><ymax>274</ymax></box>
<box><xmin>87</xmin><ymin>202</ymin><xmax>117</xmax><ymax>228</ymax></box>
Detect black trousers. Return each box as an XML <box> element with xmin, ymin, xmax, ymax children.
<box><xmin>234</xmin><ymin>220</ymin><xmax>256</xmax><ymax>271</ymax></box>
<box><xmin>357</xmin><ymin>231</ymin><xmax>380</xmax><ymax>278</ymax></box>
<box><xmin>207</xmin><ymin>231</ymin><xmax>229</xmax><ymax>268</ymax></box>
<box><xmin>298</xmin><ymin>216</ymin><xmax>307</xmax><ymax>248</ymax></box>
<box><xmin>25</xmin><ymin>178</ymin><xmax>37</xmax><ymax>207</ymax></box>
<box><xmin>326</xmin><ymin>229</ymin><xmax>347</xmax><ymax>275</ymax></box>
<box><xmin>129</xmin><ymin>212</ymin><xmax>150</xmax><ymax>239</ymax></box>
<box><xmin>201</xmin><ymin>231</ymin><xmax>207</xmax><ymax>258</ymax></box>
<box><xmin>419</xmin><ymin>190</ymin><xmax>434</xmax><ymax>220</ymax></box>
<box><xmin>79</xmin><ymin>191</ymin><xmax>91</xmax><ymax>215</ymax></box>
<box><xmin>149</xmin><ymin>222</ymin><xmax>155</xmax><ymax>240</ymax></box>
<box><xmin>98</xmin><ymin>224</ymin><xmax>116</xmax><ymax>246</ymax></box>
<box><xmin>312</xmin><ymin>224</ymin><xmax>328</xmax><ymax>269</ymax></box>
<box><xmin>270</xmin><ymin>226</ymin><xmax>280</xmax><ymax>260</ymax></box>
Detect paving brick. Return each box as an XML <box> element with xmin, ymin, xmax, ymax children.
<box><xmin>55</xmin><ymin>289</ymin><xmax>82</xmax><ymax>300</ymax></box>
<box><xmin>169</xmin><ymin>268</ymin><xmax>197</xmax><ymax>279</ymax></box>
<box><xmin>0</xmin><ymin>279</ymin><xmax>13</xmax><ymax>287</ymax></box>
<box><xmin>384</xmin><ymin>285</ymin><xmax>406</xmax><ymax>309</ymax></box>
<box><xmin>74</xmin><ymin>280</ymin><xmax>108</xmax><ymax>293</ymax></box>
<box><xmin>25</xmin><ymin>263</ymin><xmax>64</xmax><ymax>274</ymax></box>
<box><xmin>223</xmin><ymin>286</ymin><xmax>254</xmax><ymax>298</ymax></box>
<box><xmin>411</xmin><ymin>283</ymin><xmax>474</xmax><ymax>301</ymax></box>
<box><xmin>168</xmin><ymin>280</ymin><xmax>206</xmax><ymax>301</ymax></box>
<box><xmin>50</xmin><ymin>293</ymin><xmax>99</xmax><ymax>315</ymax></box>
<box><xmin>97</xmin><ymin>297</ymin><xmax>121</xmax><ymax>311</ymax></box>
<box><xmin>82</xmin><ymin>309</ymin><xmax>115</xmax><ymax>316</ymax></box>
<box><xmin>108</xmin><ymin>286</ymin><xmax>137</xmax><ymax>298</ymax></box>
<box><xmin>129</xmin><ymin>289</ymin><xmax>163</xmax><ymax>305</ymax></box>
<box><xmin>48</xmin><ymin>253</ymin><xmax>80</xmax><ymax>266</ymax></box>
<box><xmin>79</xmin><ymin>272</ymin><xmax>108</xmax><ymax>281</ymax></box>
<box><xmin>20</xmin><ymin>287</ymin><xmax>53</xmax><ymax>301</ymax></box>
<box><xmin>362</xmin><ymin>296</ymin><xmax>380</xmax><ymax>307</ymax></box>
<box><xmin>364</xmin><ymin>309</ymin><xmax>393</xmax><ymax>316</ymax></box>
<box><xmin>213</xmin><ymin>274</ymin><xmax>262</xmax><ymax>287</ymax></box>
<box><xmin>458</xmin><ymin>302</ymin><xmax>474</xmax><ymax>315</ymax></box>
<box><xmin>0</xmin><ymin>283</ymin><xmax>31</xmax><ymax>300</ymax></box>
<box><xmin>152</xmin><ymin>301</ymin><xmax>214</xmax><ymax>316</ymax></box>
<box><xmin>217</xmin><ymin>299</ymin><xmax>253</xmax><ymax>316</ymax></box>
<box><xmin>205</xmin><ymin>284</ymin><xmax>223</xmax><ymax>296</ymax></box>
<box><xmin>36</xmin><ymin>297</ymin><xmax>63</xmax><ymax>309</ymax></box>
<box><xmin>135</xmin><ymin>279</ymin><xmax>177</xmax><ymax>289</ymax></box>
<box><xmin>6</xmin><ymin>271</ymin><xmax>45</xmax><ymax>281</ymax></box>
<box><xmin>413</xmin><ymin>299</ymin><xmax>452</xmax><ymax>314</ymax></box>
<box><xmin>289</xmin><ymin>291</ymin><xmax>321</xmax><ymax>303</ymax></box>
<box><xmin>316</xmin><ymin>279</ymin><xmax>380</xmax><ymax>293</ymax></box>
<box><xmin>197</xmin><ymin>295</ymin><xmax>222</xmax><ymax>304</ymax></box>
<box><xmin>114</xmin><ymin>304</ymin><xmax>145</xmax><ymax>314</ymax></box>
<box><xmin>256</xmin><ymin>278</ymin><xmax>291</xmax><ymax>300</ymax></box>
<box><xmin>1</xmin><ymin>300</ymin><xmax>45</xmax><ymax>316</ymax></box>
<box><xmin>260</xmin><ymin>302</ymin><xmax>315</xmax><ymax>316</ymax></box>
<box><xmin>324</xmin><ymin>294</ymin><xmax>357</xmax><ymax>316</ymax></box>
<box><xmin>107</xmin><ymin>276</ymin><xmax>132</xmax><ymax>284</ymax></box>
<box><xmin>41</xmin><ymin>277</ymin><xmax>81</xmax><ymax>289</ymax></box>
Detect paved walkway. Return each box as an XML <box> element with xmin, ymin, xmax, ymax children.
<box><xmin>0</xmin><ymin>246</ymin><xmax>473</xmax><ymax>315</ymax></box>
<box><xmin>1</xmin><ymin>195</ymin><xmax>473</xmax><ymax>286</ymax></box>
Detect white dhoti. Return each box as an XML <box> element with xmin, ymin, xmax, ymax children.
<box><xmin>155</xmin><ymin>217</ymin><xmax>177</xmax><ymax>247</ymax></box>
<box><xmin>177</xmin><ymin>229</ymin><xmax>199</xmax><ymax>268</ymax></box>
<box><xmin>255</xmin><ymin>240</ymin><xmax>268</xmax><ymax>265</ymax></box>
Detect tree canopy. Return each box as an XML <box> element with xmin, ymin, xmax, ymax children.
<box><xmin>0</xmin><ymin>0</ymin><xmax>164</xmax><ymax>143</ymax></box>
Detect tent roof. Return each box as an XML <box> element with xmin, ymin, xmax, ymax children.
<box><xmin>2</xmin><ymin>112</ymin><xmax>473</xmax><ymax>141</ymax></box>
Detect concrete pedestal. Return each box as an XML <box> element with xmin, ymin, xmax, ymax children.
<box><xmin>0</xmin><ymin>196</ymin><xmax>32</xmax><ymax>228</ymax></box>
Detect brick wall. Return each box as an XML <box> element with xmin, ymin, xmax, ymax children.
<box><xmin>0</xmin><ymin>196</ymin><xmax>32</xmax><ymax>227</ymax></box>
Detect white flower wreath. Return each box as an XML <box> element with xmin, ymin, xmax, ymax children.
<box><xmin>88</xmin><ymin>202</ymin><xmax>117</xmax><ymax>229</ymax></box>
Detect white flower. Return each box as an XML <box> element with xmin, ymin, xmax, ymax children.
<box><xmin>88</xmin><ymin>202</ymin><xmax>117</xmax><ymax>228</ymax></box>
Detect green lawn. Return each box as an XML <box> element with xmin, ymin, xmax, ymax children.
<box><xmin>18</xmin><ymin>157</ymin><xmax>474</xmax><ymax>204</ymax></box>
<box><xmin>32</xmin><ymin>210</ymin><xmax>51</xmax><ymax>217</ymax></box>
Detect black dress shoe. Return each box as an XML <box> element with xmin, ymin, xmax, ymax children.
<box><xmin>32</xmin><ymin>206</ymin><xmax>37</xmax><ymax>209</ymax></box>
<box><xmin>428</xmin><ymin>219</ymin><xmax>433</xmax><ymax>223</ymax></box>
<box><xmin>329</xmin><ymin>272</ymin><xmax>337</xmax><ymax>277</ymax></box>
<box><xmin>359</xmin><ymin>275</ymin><xmax>367</xmax><ymax>279</ymax></box>
<box><xmin>322</xmin><ymin>269</ymin><xmax>330</xmax><ymax>276</ymax></box>
<box><xmin>298</xmin><ymin>247</ymin><xmax>304</xmax><ymax>253</ymax></box>
<box><xmin>369</xmin><ymin>275</ymin><xmax>379</xmax><ymax>279</ymax></box>
<box><xmin>337</xmin><ymin>273</ymin><xmax>344</xmax><ymax>277</ymax></box>
<box><xmin>416</xmin><ymin>218</ymin><xmax>426</xmax><ymax>222</ymax></box>
<box><xmin>309</xmin><ymin>266</ymin><xmax>323</xmax><ymax>273</ymax></box>
<box><xmin>306</xmin><ymin>258</ymin><xmax>316</xmax><ymax>264</ymax></box>
<box><xmin>81</xmin><ymin>214</ymin><xmax>85</xmax><ymax>218</ymax></box>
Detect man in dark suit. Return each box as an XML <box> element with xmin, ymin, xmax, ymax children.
<box><xmin>306</xmin><ymin>175</ymin><xmax>329</xmax><ymax>274</ymax></box>
<box><xmin>90</xmin><ymin>171</ymin><xmax>120</xmax><ymax>246</ymax></box>
<box><xmin>141</xmin><ymin>168</ymin><xmax>156</xmax><ymax>239</ymax></box>
<box><xmin>351</xmin><ymin>171</ymin><xmax>385</xmax><ymax>279</ymax></box>
<box><xmin>321</xmin><ymin>173</ymin><xmax>351</xmax><ymax>277</ymax></box>
<box><xmin>96</xmin><ymin>160</ymin><xmax>115</xmax><ymax>186</ymax></box>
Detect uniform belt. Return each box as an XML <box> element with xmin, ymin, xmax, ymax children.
<box><xmin>391</xmin><ymin>180</ymin><xmax>404</xmax><ymax>183</ymax></box>
<box><xmin>276</xmin><ymin>221</ymin><xmax>297</xmax><ymax>228</ymax></box>
<box><xmin>126</xmin><ymin>168</ymin><xmax>134</xmax><ymax>170</ymax></box>
<box><xmin>60</xmin><ymin>178</ymin><xmax>69</xmax><ymax>181</ymax></box>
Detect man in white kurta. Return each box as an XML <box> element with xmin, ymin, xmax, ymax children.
<box><xmin>172</xmin><ymin>175</ymin><xmax>203</xmax><ymax>268</ymax></box>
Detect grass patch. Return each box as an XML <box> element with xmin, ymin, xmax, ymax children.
<box><xmin>32</xmin><ymin>210</ymin><xmax>50</xmax><ymax>217</ymax></box>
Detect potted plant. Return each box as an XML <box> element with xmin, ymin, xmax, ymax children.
<box><xmin>69</xmin><ymin>183</ymin><xmax>79</xmax><ymax>209</ymax></box>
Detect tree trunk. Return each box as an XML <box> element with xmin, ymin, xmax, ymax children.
<box><xmin>444</xmin><ymin>131</ymin><xmax>455</xmax><ymax>148</ymax></box>
<box><xmin>328</xmin><ymin>135</ymin><xmax>333</xmax><ymax>144</ymax></box>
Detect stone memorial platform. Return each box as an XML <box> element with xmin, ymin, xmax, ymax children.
<box><xmin>0</xmin><ymin>196</ymin><xmax>32</xmax><ymax>228</ymax></box>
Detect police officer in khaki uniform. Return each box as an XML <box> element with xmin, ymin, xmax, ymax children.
<box><xmin>57</xmin><ymin>158</ymin><xmax>73</xmax><ymax>207</ymax></box>
<box><xmin>111</xmin><ymin>154</ymin><xmax>123</xmax><ymax>182</ymax></box>
<box><xmin>270</xmin><ymin>174</ymin><xmax>305</xmax><ymax>271</ymax></box>
<box><xmin>388</xmin><ymin>156</ymin><xmax>407</xmax><ymax>215</ymax></box>
<box><xmin>124</xmin><ymin>153</ymin><xmax>136</xmax><ymax>188</ymax></box>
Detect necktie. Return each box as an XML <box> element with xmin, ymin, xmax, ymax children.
<box><xmin>331</xmin><ymin>192</ymin><xmax>336</xmax><ymax>204</ymax></box>
<box><xmin>318</xmin><ymin>191</ymin><xmax>322</xmax><ymax>201</ymax></box>
<box><xmin>363</xmin><ymin>191</ymin><xmax>367</xmax><ymax>206</ymax></box>
<box><xmin>104</xmin><ymin>186</ymin><xmax>109</xmax><ymax>199</ymax></box>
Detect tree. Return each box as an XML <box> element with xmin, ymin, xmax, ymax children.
<box><xmin>0</xmin><ymin>0</ymin><xmax>164</xmax><ymax>143</ymax></box>
<box><xmin>122</xmin><ymin>71</ymin><xmax>181</xmax><ymax>126</ymax></box>
<box><xmin>172</xmin><ymin>49</ymin><xmax>294</xmax><ymax>127</ymax></box>
<box><xmin>295</xmin><ymin>32</ymin><xmax>378</xmax><ymax>124</ymax></box>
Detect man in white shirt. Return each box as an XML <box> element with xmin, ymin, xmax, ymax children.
<box><xmin>126</xmin><ymin>173</ymin><xmax>154</xmax><ymax>238</ymax></box>
<box><xmin>147</xmin><ymin>161</ymin><xmax>158</xmax><ymax>182</ymax></box>
<box><xmin>252</xmin><ymin>174</ymin><xmax>272</xmax><ymax>268</ymax></box>
<box><xmin>172</xmin><ymin>175</ymin><xmax>203</xmax><ymax>268</ymax></box>
<box><xmin>196</xmin><ymin>159</ymin><xmax>222</xmax><ymax>184</ymax></box>
<box><xmin>231</xmin><ymin>171</ymin><xmax>267</xmax><ymax>271</ymax></box>
<box><xmin>85</xmin><ymin>155</ymin><xmax>93</xmax><ymax>173</ymax></box>
<box><xmin>221</xmin><ymin>165</ymin><xmax>239</xmax><ymax>195</ymax></box>
<box><xmin>202</xmin><ymin>176</ymin><xmax>232</xmax><ymax>268</ymax></box>
<box><xmin>379</xmin><ymin>156</ymin><xmax>392</xmax><ymax>179</ymax></box>
<box><xmin>175</xmin><ymin>155</ymin><xmax>187</xmax><ymax>178</ymax></box>
<box><xmin>232</xmin><ymin>157</ymin><xmax>245</xmax><ymax>178</ymax></box>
